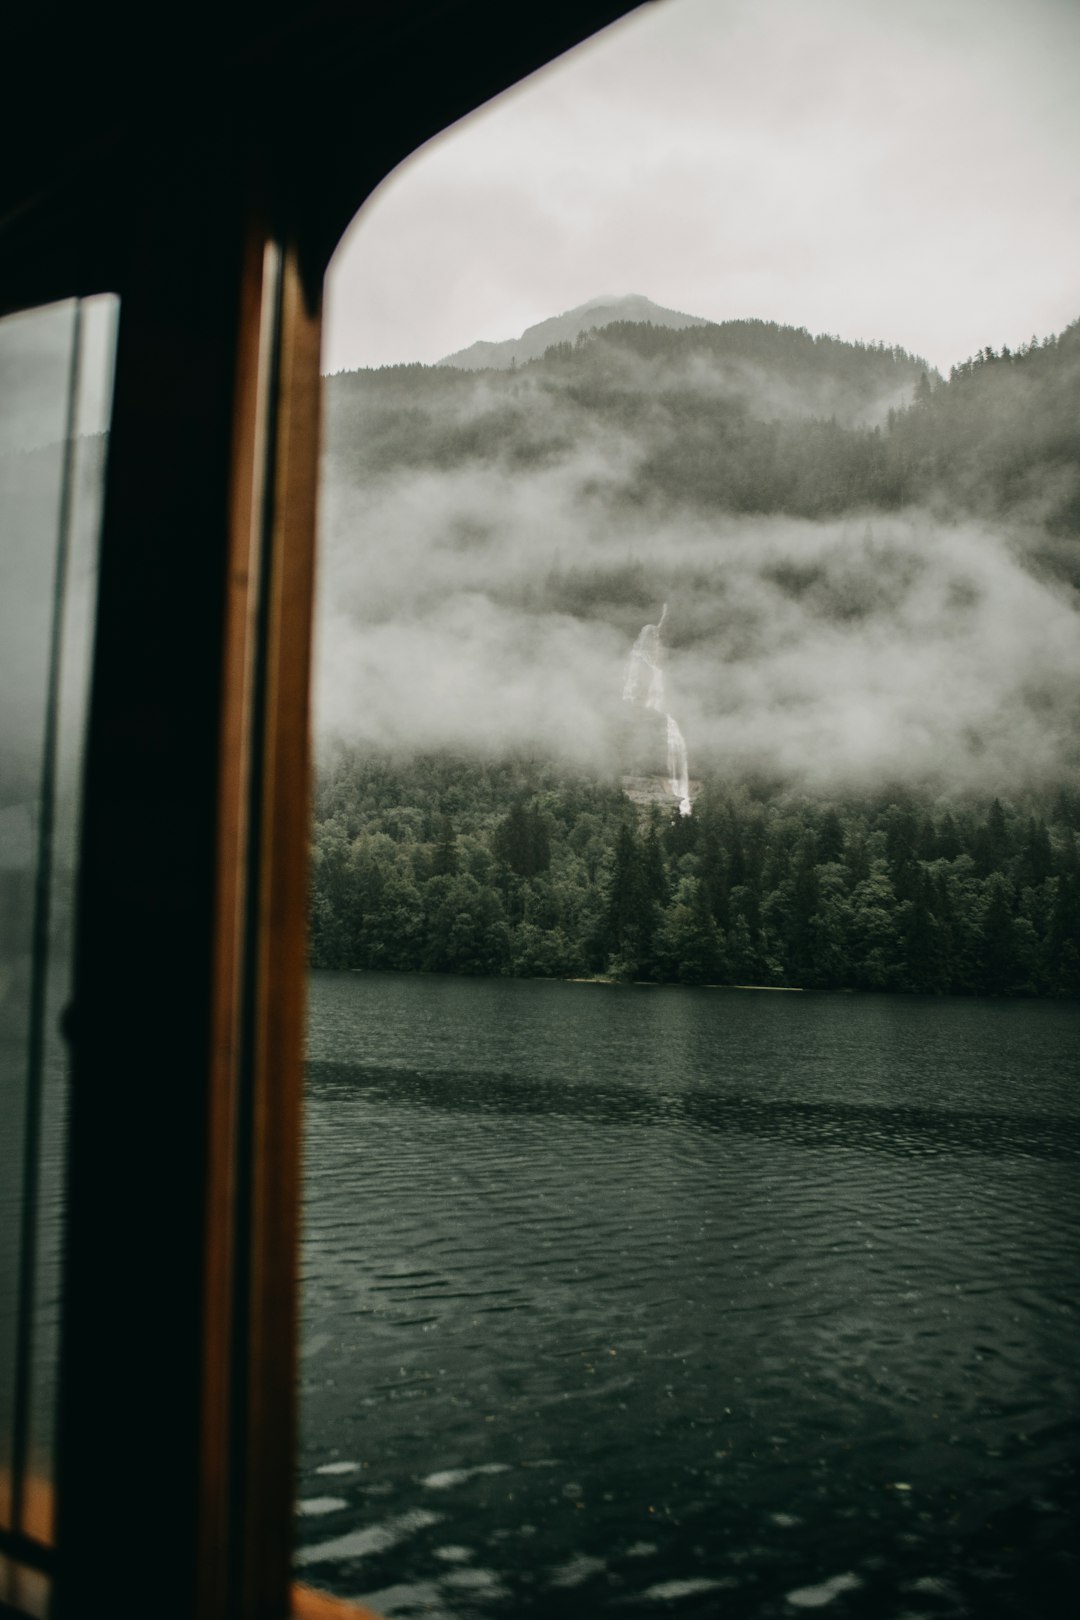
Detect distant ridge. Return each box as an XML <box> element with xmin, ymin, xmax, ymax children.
<box><xmin>437</xmin><ymin>294</ymin><xmax>711</xmax><ymax>371</ymax></box>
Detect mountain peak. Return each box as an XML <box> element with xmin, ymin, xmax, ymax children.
<box><xmin>437</xmin><ymin>295</ymin><xmax>711</xmax><ymax>371</ymax></box>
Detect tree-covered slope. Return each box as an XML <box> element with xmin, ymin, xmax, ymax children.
<box><xmin>887</xmin><ymin>325</ymin><xmax>1080</xmax><ymax>560</ymax></box>
<box><xmin>310</xmin><ymin>753</ymin><xmax>1080</xmax><ymax>996</ymax></box>
<box><xmin>324</xmin><ymin>313</ymin><xmax>1080</xmax><ymax>546</ymax></box>
<box><xmin>311</xmin><ymin>310</ymin><xmax>1080</xmax><ymax>995</ymax></box>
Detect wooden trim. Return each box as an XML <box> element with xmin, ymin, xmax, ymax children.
<box><xmin>199</xmin><ymin>222</ymin><xmax>281</xmax><ymax>1620</ymax></box>
<box><xmin>291</xmin><ymin>1583</ymin><xmax>385</xmax><ymax>1620</ymax></box>
<box><xmin>0</xmin><ymin>1482</ymin><xmax>51</xmax><ymax>1570</ymax></box>
<box><xmin>199</xmin><ymin>224</ymin><xmax>324</xmax><ymax>1620</ymax></box>
<box><xmin>239</xmin><ymin>239</ymin><xmax>323</xmax><ymax>1618</ymax></box>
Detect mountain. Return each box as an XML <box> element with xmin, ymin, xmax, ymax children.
<box><xmin>312</xmin><ymin>312</ymin><xmax>1080</xmax><ymax>993</ymax></box>
<box><xmin>436</xmin><ymin>293</ymin><xmax>711</xmax><ymax>370</ymax></box>
<box><xmin>324</xmin><ymin>314</ymin><xmax>938</xmax><ymax>496</ymax></box>
<box><xmin>326</xmin><ymin>312</ymin><xmax>1080</xmax><ymax>545</ymax></box>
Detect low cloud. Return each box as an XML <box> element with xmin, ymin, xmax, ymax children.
<box><xmin>314</xmin><ymin>450</ymin><xmax>1080</xmax><ymax>793</ymax></box>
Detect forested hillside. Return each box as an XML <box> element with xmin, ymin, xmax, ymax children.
<box><xmin>324</xmin><ymin>313</ymin><xmax>1080</xmax><ymax>544</ymax></box>
<box><xmin>313</xmin><ymin>310</ymin><xmax>1080</xmax><ymax>994</ymax></box>
<box><xmin>310</xmin><ymin>755</ymin><xmax>1080</xmax><ymax>996</ymax></box>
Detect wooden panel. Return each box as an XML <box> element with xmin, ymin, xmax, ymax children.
<box><xmin>238</xmin><ymin>241</ymin><xmax>323</xmax><ymax>1619</ymax></box>
<box><xmin>199</xmin><ymin>222</ymin><xmax>282</xmax><ymax>1620</ymax></box>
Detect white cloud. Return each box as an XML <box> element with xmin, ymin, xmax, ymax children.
<box><xmin>314</xmin><ymin>445</ymin><xmax>1080</xmax><ymax>792</ymax></box>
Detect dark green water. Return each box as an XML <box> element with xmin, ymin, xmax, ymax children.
<box><xmin>297</xmin><ymin>972</ymin><xmax>1080</xmax><ymax>1618</ymax></box>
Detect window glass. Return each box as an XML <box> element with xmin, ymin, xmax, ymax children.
<box><xmin>0</xmin><ymin>294</ymin><xmax>118</xmax><ymax>1546</ymax></box>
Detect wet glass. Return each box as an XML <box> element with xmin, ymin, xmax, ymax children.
<box><xmin>0</xmin><ymin>295</ymin><xmax>118</xmax><ymax>1546</ymax></box>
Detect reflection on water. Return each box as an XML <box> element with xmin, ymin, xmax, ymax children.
<box><xmin>299</xmin><ymin>973</ymin><xmax>1080</xmax><ymax>1618</ymax></box>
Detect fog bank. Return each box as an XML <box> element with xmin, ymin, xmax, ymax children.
<box><xmin>314</xmin><ymin>453</ymin><xmax>1080</xmax><ymax>793</ymax></box>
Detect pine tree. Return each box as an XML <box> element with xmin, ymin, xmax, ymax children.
<box><xmin>602</xmin><ymin>821</ymin><xmax>655</xmax><ymax>976</ymax></box>
<box><xmin>817</xmin><ymin>806</ymin><xmax>845</xmax><ymax>864</ymax></box>
<box><xmin>978</xmin><ymin>874</ymin><xmax>1033</xmax><ymax>995</ymax></box>
<box><xmin>655</xmin><ymin>877</ymin><xmax>723</xmax><ymax>984</ymax></box>
<box><xmin>642</xmin><ymin>808</ymin><xmax>668</xmax><ymax>906</ymax></box>
<box><xmin>431</xmin><ymin>814</ymin><xmax>459</xmax><ymax>876</ymax></box>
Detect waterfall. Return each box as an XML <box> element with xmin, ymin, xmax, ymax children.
<box><xmin>623</xmin><ymin>603</ymin><xmax>692</xmax><ymax>815</ymax></box>
<box><xmin>622</xmin><ymin>602</ymin><xmax>667</xmax><ymax>711</ymax></box>
<box><xmin>666</xmin><ymin>714</ymin><xmax>691</xmax><ymax>814</ymax></box>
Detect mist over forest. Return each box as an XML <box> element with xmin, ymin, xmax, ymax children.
<box><xmin>317</xmin><ymin>310</ymin><xmax>1080</xmax><ymax>794</ymax></box>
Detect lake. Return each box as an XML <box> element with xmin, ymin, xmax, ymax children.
<box><xmin>297</xmin><ymin>972</ymin><xmax>1080</xmax><ymax>1619</ymax></box>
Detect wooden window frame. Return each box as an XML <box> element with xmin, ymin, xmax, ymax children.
<box><xmin>0</xmin><ymin>7</ymin><xmax>642</xmax><ymax>1618</ymax></box>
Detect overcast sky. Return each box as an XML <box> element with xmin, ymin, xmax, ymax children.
<box><xmin>324</xmin><ymin>0</ymin><xmax>1080</xmax><ymax>376</ymax></box>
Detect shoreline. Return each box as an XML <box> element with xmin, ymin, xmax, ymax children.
<box><xmin>565</xmin><ymin>977</ymin><xmax>805</xmax><ymax>991</ymax></box>
<box><xmin>339</xmin><ymin>967</ymin><xmax>1077</xmax><ymax>1001</ymax></box>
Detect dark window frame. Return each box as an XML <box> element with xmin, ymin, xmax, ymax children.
<box><xmin>0</xmin><ymin>7</ymin><xmax>641</xmax><ymax>1618</ymax></box>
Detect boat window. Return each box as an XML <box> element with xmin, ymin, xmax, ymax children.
<box><xmin>297</xmin><ymin>0</ymin><xmax>1080</xmax><ymax>1614</ymax></box>
<box><xmin>0</xmin><ymin>294</ymin><xmax>118</xmax><ymax>1606</ymax></box>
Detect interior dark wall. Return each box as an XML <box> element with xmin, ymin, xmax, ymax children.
<box><xmin>0</xmin><ymin>0</ymin><xmax>645</xmax><ymax>312</ymax></box>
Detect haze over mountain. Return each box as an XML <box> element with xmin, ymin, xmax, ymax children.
<box><xmin>312</xmin><ymin>300</ymin><xmax>1080</xmax><ymax>992</ymax></box>
<box><xmin>435</xmin><ymin>293</ymin><xmax>710</xmax><ymax>371</ymax></box>
<box><xmin>319</xmin><ymin>303</ymin><xmax>1080</xmax><ymax>796</ymax></box>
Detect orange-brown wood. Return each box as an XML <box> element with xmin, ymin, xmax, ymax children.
<box><xmin>198</xmin><ymin>221</ymin><xmax>279</xmax><ymax>1620</ymax></box>
<box><xmin>0</xmin><ymin>1470</ymin><xmax>52</xmax><ymax>1542</ymax></box>
<box><xmin>242</xmin><ymin>240</ymin><xmax>323</xmax><ymax>1619</ymax></box>
<box><xmin>291</xmin><ymin>1582</ymin><xmax>385</xmax><ymax>1620</ymax></box>
<box><xmin>16</xmin><ymin>1475</ymin><xmax>52</xmax><ymax>1549</ymax></box>
<box><xmin>0</xmin><ymin>1469</ymin><xmax>53</xmax><ymax>1549</ymax></box>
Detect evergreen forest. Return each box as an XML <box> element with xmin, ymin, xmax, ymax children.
<box><xmin>310</xmin><ymin>755</ymin><xmax>1080</xmax><ymax>996</ymax></box>
<box><xmin>324</xmin><ymin>312</ymin><xmax>1080</xmax><ymax>567</ymax></box>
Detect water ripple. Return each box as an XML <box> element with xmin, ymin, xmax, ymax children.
<box><xmin>299</xmin><ymin>973</ymin><xmax>1080</xmax><ymax>1620</ymax></box>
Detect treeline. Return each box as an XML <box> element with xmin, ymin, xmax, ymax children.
<box><xmin>540</xmin><ymin>315</ymin><xmax>928</xmax><ymax>411</ymax></box>
<box><xmin>590</xmin><ymin>317</ymin><xmax>1080</xmax><ymax>540</ymax></box>
<box><xmin>310</xmin><ymin>754</ymin><xmax>1080</xmax><ymax>996</ymax></box>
